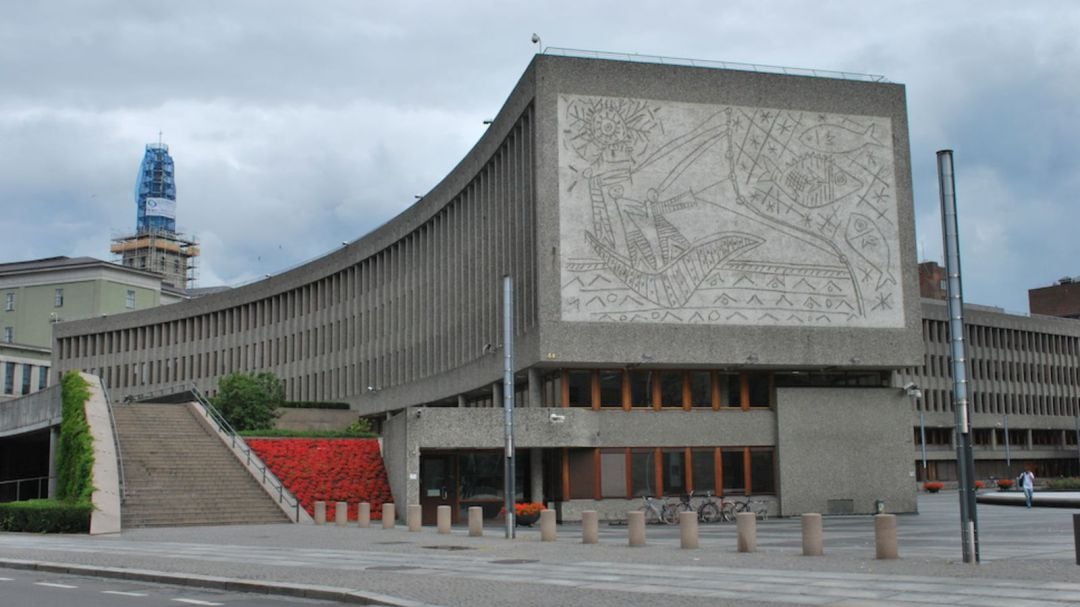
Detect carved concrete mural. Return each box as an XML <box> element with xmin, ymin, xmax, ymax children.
<box><xmin>558</xmin><ymin>94</ymin><xmax>904</xmax><ymax>327</ymax></box>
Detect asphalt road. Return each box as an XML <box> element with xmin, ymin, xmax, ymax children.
<box><xmin>0</xmin><ymin>568</ymin><xmax>346</xmax><ymax>607</ymax></box>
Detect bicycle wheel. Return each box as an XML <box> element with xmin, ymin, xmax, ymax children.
<box><xmin>721</xmin><ymin>503</ymin><xmax>737</xmax><ymax>522</ymax></box>
<box><xmin>661</xmin><ymin>503</ymin><xmax>682</xmax><ymax>525</ymax></box>
<box><xmin>698</xmin><ymin>502</ymin><xmax>721</xmax><ymax>523</ymax></box>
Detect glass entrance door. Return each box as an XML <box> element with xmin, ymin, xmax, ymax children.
<box><xmin>419</xmin><ymin>454</ymin><xmax>456</xmax><ymax>525</ymax></box>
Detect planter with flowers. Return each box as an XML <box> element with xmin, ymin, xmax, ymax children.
<box><xmin>996</xmin><ymin>478</ymin><xmax>1014</xmax><ymax>491</ymax></box>
<box><xmin>514</xmin><ymin>502</ymin><xmax>545</xmax><ymax>526</ymax></box>
<box><xmin>923</xmin><ymin>481</ymin><xmax>944</xmax><ymax>493</ymax></box>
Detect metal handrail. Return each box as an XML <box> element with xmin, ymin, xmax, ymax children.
<box><xmin>0</xmin><ymin>475</ymin><xmax>52</xmax><ymax>502</ymax></box>
<box><xmin>188</xmin><ymin>384</ymin><xmax>302</xmax><ymax>521</ymax></box>
<box><xmin>100</xmin><ymin>382</ymin><xmax>126</xmax><ymax>504</ymax></box>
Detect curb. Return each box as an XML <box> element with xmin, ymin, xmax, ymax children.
<box><xmin>0</xmin><ymin>558</ymin><xmax>439</xmax><ymax>607</ymax></box>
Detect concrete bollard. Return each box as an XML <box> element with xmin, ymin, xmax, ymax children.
<box><xmin>335</xmin><ymin>501</ymin><xmax>348</xmax><ymax>526</ymax></box>
<box><xmin>358</xmin><ymin>502</ymin><xmax>370</xmax><ymax>528</ymax></box>
<box><xmin>314</xmin><ymin>501</ymin><xmax>326</xmax><ymax>525</ymax></box>
<box><xmin>802</xmin><ymin>513</ymin><xmax>823</xmax><ymax>556</ymax></box>
<box><xmin>627</xmin><ymin>511</ymin><xmax>645</xmax><ymax>547</ymax></box>
<box><xmin>382</xmin><ymin>503</ymin><xmax>395</xmax><ymax>529</ymax></box>
<box><xmin>875</xmin><ymin>513</ymin><xmax>898</xmax><ymax>559</ymax></box>
<box><xmin>407</xmin><ymin>504</ymin><xmax>422</xmax><ymax>532</ymax></box>
<box><xmin>468</xmin><ymin>506</ymin><xmax>484</xmax><ymax>537</ymax></box>
<box><xmin>680</xmin><ymin>511</ymin><xmax>699</xmax><ymax>549</ymax></box>
<box><xmin>581</xmin><ymin>510</ymin><xmax>599</xmax><ymax>544</ymax></box>
<box><xmin>437</xmin><ymin>505</ymin><xmax>451</xmax><ymax>534</ymax></box>
<box><xmin>540</xmin><ymin>509</ymin><xmax>557</xmax><ymax>542</ymax></box>
<box><xmin>736</xmin><ymin>511</ymin><xmax>757</xmax><ymax>552</ymax></box>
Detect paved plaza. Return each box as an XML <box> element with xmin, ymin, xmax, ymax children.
<box><xmin>1</xmin><ymin>493</ymin><xmax>1078</xmax><ymax>606</ymax></box>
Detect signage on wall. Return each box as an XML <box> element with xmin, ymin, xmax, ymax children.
<box><xmin>145</xmin><ymin>197</ymin><xmax>176</xmax><ymax>219</ymax></box>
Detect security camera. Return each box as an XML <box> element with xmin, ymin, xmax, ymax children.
<box><xmin>549</xmin><ymin>413</ymin><xmax>566</xmax><ymax>423</ymax></box>
<box><xmin>531</xmin><ymin>33</ymin><xmax>540</xmax><ymax>44</ymax></box>
<box><xmin>415</xmin><ymin>409</ymin><xmax>422</xmax><ymax>418</ymax></box>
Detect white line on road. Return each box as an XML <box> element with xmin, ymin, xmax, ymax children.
<box><xmin>0</xmin><ymin>577</ymin><xmax>13</xmax><ymax>581</ymax></box>
<box><xmin>103</xmin><ymin>590</ymin><xmax>150</xmax><ymax>597</ymax></box>
<box><xmin>172</xmin><ymin>599</ymin><xmax>223</xmax><ymax>606</ymax></box>
<box><xmin>35</xmin><ymin>582</ymin><xmax>78</xmax><ymax>589</ymax></box>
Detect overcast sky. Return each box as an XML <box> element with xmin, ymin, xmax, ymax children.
<box><xmin>2</xmin><ymin>1</ymin><xmax>1077</xmax><ymax>314</ymax></box>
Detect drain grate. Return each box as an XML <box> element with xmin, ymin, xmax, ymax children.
<box><xmin>375</xmin><ymin>541</ymin><xmax>412</xmax><ymax>545</ymax></box>
<box><xmin>490</xmin><ymin>559</ymin><xmax>539</xmax><ymax>565</ymax></box>
<box><xmin>422</xmin><ymin>545</ymin><xmax>474</xmax><ymax>551</ymax></box>
<box><xmin>366</xmin><ymin>565</ymin><xmax>418</xmax><ymax>572</ymax></box>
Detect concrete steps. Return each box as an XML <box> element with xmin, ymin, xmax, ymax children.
<box><xmin>113</xmin><ymin>403</ymin><xmax>289</xmax><ymax>528</ymax></box>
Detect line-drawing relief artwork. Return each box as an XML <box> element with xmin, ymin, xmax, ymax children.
<box><xmin>558</xmin><ymin>95</ymin><xmax>903</xmax><ymax>327</ymax></box>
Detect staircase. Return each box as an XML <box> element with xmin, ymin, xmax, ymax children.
<box><xmin>112</xmin><ymin>403</ymin><xmax>289</xmax><ymax>527</ymax></box>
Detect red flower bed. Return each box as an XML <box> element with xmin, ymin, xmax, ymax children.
<box><xmin>247</xmin><ymin>438</ymin><xmax>392</xmax><ymax>520</ymax></box>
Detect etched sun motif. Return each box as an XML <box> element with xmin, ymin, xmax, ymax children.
<box><xmin>563</xmin><ymin>96</ymin><xmax>660</xmax><ymax>166</ymax></box>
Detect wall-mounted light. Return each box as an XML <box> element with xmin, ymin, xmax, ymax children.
<box><xmin>548</xmin><ymin>413</ymin><xmax>566</xmax><ymax>424</ymax></box>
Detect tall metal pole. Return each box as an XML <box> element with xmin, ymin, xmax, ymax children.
<box><xmin>502</xmin><ymin>275</ymin><xmax>516</xmax><ymax>539</ymax></box>
<box><xmin>1074</xmin><ymin>416</ymin><xmax>1079</xmax><ymax>475</ymax></box>
<box><xmin>1004</xmin><ymin>414</ymin><xmax>1011</xmax><ymax>468</ymax></box>
<box><xmin>919</xmin><ymin>411</ymin><xmax>928</xmax><ymax>480</ymax></box>
<box><xmin>937</xmin><ymin>149</ymin><xmax>980</xmax><ymax>563</ymax></box>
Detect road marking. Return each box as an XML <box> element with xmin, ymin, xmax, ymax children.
<box><xmin>103</xmin><ymin>590</ymin><xmax>150</xmax><ymax>597</ymax></box>
<box><xmin>172</xmin><ymin>600</ymin><xmax>224</xmax><ymax>606</ymax></box>
<box><xmin>36</xmin><ymin>582</ymin><xmax>78</xmax><ymax>589</ymax></box>
<box><xmin>0</xmin><ymin>577</ymin><xmax>13</xmax><ymax>581</ymax></box>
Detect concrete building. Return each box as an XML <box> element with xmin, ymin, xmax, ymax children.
<box><xmin>0</xmin><ymin>256</ymin><xmax>182</xmax><ymax>400</ymax></box>
<box><xmin>53</xmin><ymin>52</ymin><xmax>924</xmax><ymax>520</ymax></box>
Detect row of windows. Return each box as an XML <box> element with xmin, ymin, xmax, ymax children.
<box><xmin>916</xmin><ymin>427</ymin><xmax>1078</xmax><ymax>448</ymax></box>
<box><xmin>1</xmin><ymin>361</ymin><xmax>48</xmax><ymax>396</ymax></box>
<box><xmin>915</xmin><ymin>387</ymin><xmax>1080</xmax><ymax>417</ymax></box>
<box><xmin>558</xmin><ymin>369</ymin><xmax>774</xmax><ymax>409</ymax></box>
<box><xmin>566</xmin><ymin>446</ymin><xmax>775</xmax><ymax>500</ymax></box>
<box><xmin>921</xmin><ymin>353</ymin><xmax>1080</xmax><ymax>387</ymax></box>
<box><xmin>59</xmin><ymin>107</ymin><xmax>539</xmax><ymax>400</ymax></box>
<box><xmin>3</xmin><ymin>288</ymin><xmax>132</xmax><ymax>311</ymax></box>
<box><xmin>923</xmin><ymin>318</ymin><xmax>1080</xmax><ymax>356</ymax></box>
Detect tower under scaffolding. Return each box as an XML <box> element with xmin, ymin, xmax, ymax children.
<box><xmin>111</xmin><ymin>141</ymin><xmax>199</xmax><ymax>289</ymax></box>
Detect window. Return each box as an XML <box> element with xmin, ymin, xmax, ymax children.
<box><xmin>630</xmin><ymin>450</ymin><xmax>656</xmax><ymax>496</ymax></box>
<box><xmin>565</xmin><ymin>370</ymin><xmax>591</xmax><ymax>407</ymax></box>
<box><xmin>659</xmin><ymin>372</ymin><xmax>683</xmax><ymax>407</ymax></box>
<box><xmin>689</xmin><ymin>372</ymin><xmax>711</xmax><ymax>407</ymax></box>
<box><xmin>600</xmin><ymin>451</ymin><xmax>627</xmax><ymax>497</ymax></box>
<box><xmin>722</xmin><ymin>448</ymin><xmax>746</xmax><ymax>494</ymax></box>
<box><xmin>20</xmin><ymin>364</ymin><xmax>31</xmax><ymax>395</ymax></box>
<box><xmin>662</xmin><ymin>449</ymin><xmax>687</xmax><ymax>495</ymax></box>
<box><xmin>598</xmin><ymin>371</ymin><xmax>622</xmax><ymax>408</ymax></box>
<box><xmin>2</xmin><ymin>327</ymin><xmax>11</xmax><ymax>343</ymax></box>
<box><xmin>125</xmin><ymin>290</ymin><xmax>136</xmax><ymax>309</ymax></box>
<box><xmin>3</xmin><ymin>362</ymin><xmax>13</xmax><ymax>394</ymax></box>
<box><xmin>38</xmin><ymin>366</ymin><xmax>48</xmax><ymax>390</ymax></box>
<box><xmin>3</xmin><ymin>292</ymin><xmax>12</xmax><ymax>311</ymax></box>
<box><xmin>54</xmin><ymin>288</ymin><xmax>64</xmax><ymax>307</ymax></box>
<box><xmin>750</xmin><ymin>449</ymin><xmax>775</xmax><ymax>494</ymax></box>
<box><xmin>691</xmin><ymin>449</ymin><xmax>716</xmax><ymax>493</ymax></box>
<box><xmin>628</xmin><ymin>371</ymin><xmax>652</xmax><ymax>408</ymax></box>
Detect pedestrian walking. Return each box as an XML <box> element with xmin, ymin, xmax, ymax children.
<box><xmin>1018</xmin><ymin>469</ymin><xmax>1035</xmax><ymax>508</ymax></box>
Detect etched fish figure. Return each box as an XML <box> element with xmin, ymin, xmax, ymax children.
<box><xmin>767</xmin><ymin>153</ymin><xmax>863</xmax><ymax>208</ymax></box>
<box><xmin>585</xmin><ymin>231</ymin><xmax>763</xmax><ymax>308</ymax></box>
<box><xmin>845</xmin><ymin>213</ymin><xmax>896</xmax><ymax>290</ymax></box>
<box><xmin>799</xmin><ymin>123</ymin><xmax>883</xmax><ymax>153</ymax></box>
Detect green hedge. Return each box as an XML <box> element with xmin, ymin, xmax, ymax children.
<box><xmin>56</xmin><ymin>373</ymin><xmax>94</xmax><ymax>503</ymax></box>
<box><xmin>278</xmin><ymin>401</ymin><xmax>351</xmax><ymax>410</ymax></box>
<box><xmin>0</xmin><ymin>500</ymin><xmax>92</xmax><ymax>533</ymax></box>
<box><xmin>1045</xmin><ymin>477</ymin><xmax>1080</xmax><ymax>491</ymax></box>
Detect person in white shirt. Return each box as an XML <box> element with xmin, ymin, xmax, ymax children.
<box><xmin>1018</xmin><ymin>469</ymin><xmax>1035</xmax><ymax>508</ymax></box>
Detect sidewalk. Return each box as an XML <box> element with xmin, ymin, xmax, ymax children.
<box><xmin>1</xmin><ymin>493</ymin><xmax>1077</xmax><ymax>607</ymax></box>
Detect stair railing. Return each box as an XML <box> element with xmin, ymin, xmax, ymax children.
<box><xmin>100</xmin><ymin>380</ymin><xmax>127</xmax><ymax>504</ymax></box>
<box><xmin>188</xmin><ymin>384</ymin><xmax>302</xmax><ymax>522</ymax></box>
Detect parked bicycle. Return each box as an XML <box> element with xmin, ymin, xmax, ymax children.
<box><xmin>721</xmin><ymin>495</ymin><xmax>769</xmax><ymax>520</ymax></box>
<box><xmin>639</xmin><ymin>495</ymin><xmax>669</xmax><ymax>525</ymax></box>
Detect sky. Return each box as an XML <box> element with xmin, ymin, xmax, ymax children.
<box><xmin>2</xmin><ymin>1</ymin><xmax>1078</xmax><ymax>314</ymax></box>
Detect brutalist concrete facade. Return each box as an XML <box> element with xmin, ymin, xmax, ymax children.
<box><xmin>54</xmin><ymin>54</ymin><xmax>923</xmax><ymax>518</ymax></box>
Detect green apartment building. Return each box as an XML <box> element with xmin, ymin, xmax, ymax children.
<box><xmin>0</xmin><ymin>256</ymin><xmax>182</xmax><ymax>400</ymax></box>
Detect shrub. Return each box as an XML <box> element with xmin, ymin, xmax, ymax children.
<box><xmin>973</xmin><ymin>480</ymin><xmax>985</xmax><ymax>489</ymax></box>
<box><xmin>996</xmin><ymin>478</ymin><xmax>1014</xmax><ymax>490</ymax></box>
<box><xmin>1045</xmin><ymin>477</ymin><xmax>1080</xmax><ymax>491</ymax></box>
<box><xmin>923</xmin><ymin>481</ymin><xmax>944</xmax><ymax>492</ymax></box>
<box><xmin>0</xmin><ymin>500</ymin><xmax>92</xmax><ymax>533</ymax></box>
<box><xmin>57</xmin><ymin>372</ymin><xmax>94</xmax><ymax>503</ymax></box>
<box><xmin>213</xmin><ymin>372</ymin><xmax>284</xmax><ymax>431</ymax></box>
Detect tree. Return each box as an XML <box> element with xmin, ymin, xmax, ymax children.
<box><xmin>212</xmin><ymin>372</ymin><xmax>283</xmax><ymax>431</ymax></box>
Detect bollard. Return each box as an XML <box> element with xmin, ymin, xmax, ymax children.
<box><xmin>335</xmin><ymin>501</ymin><xmax>348</xmax><ymax>526</ymax></box>
<box><xmin>407</xmin><ymin>504</ymin><xmax>422</xmax><ymax>532</ymax></box>
<box><xmin>802</xmin><ymin>513</ymin><xmax>823</xmax><ymax>556</ymax></box>
<box><xmin>627</xmin><ymin>511</ymin><xmax>645</xmax><ymax>547</ymax></box>
<box><xmin>468</xmin><ymin>506</ymin><xmax>484</xmax><ymax>537</ymax></box>
<box><xmin>875</xmin><ymin>513</ymin><xmax>898</xmax><ymax>559</ymax></box>
<box><xmin>736</xmin><ymin>511</ymin><xmax>757</xmax><ymax>552</ymax></box>
<box><xmin>680</xmin><ymin>511</ymin><xmax>699</xmax><ymax>549</ymax></box>
<box><xmin>382</xmin><ymin>503</ymin><xmax>395</xmax><ymax>529</ymax></box>
<box><xmin>314</xmin><ymin>501</ymin><xmax>326</xmax><ymax>525</ymax></box>
<box><xmin>581</xmin><ymin>510</ymin><xmax>599</xmax><ymax>544</ymax></box>
<box><xmin>540</xmin><ymin>509</ymin><xmax>557</xmax><ymax>542</ymax></box>
<box><xmin>358</xmin><ymin>502</ymin><xmax>371</xmax><ymax>528</ymax></box>
<box><xmin>437</xmin><ymin>505</ymin><xmax>451</xmax><ymax>534</ymax></box>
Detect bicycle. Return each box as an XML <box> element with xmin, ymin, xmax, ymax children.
<box><xmin>695</xmin><ymin>491</ymin><xmax>724</xmax><ymax>523</ymax></box>
<box><xmin>722</xmin><ymin>495</ymin><xmax>769</xmax><ymax>520</ymax></box>
<box><xmin>639</xmin><ymin>495</ymin><xmax>668</xmax><ymax>525</ymax></box>
<box><xmin>662</xmin><ymin>492</ymin><xmax>696</xmax><ymax>524</ymax></box>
